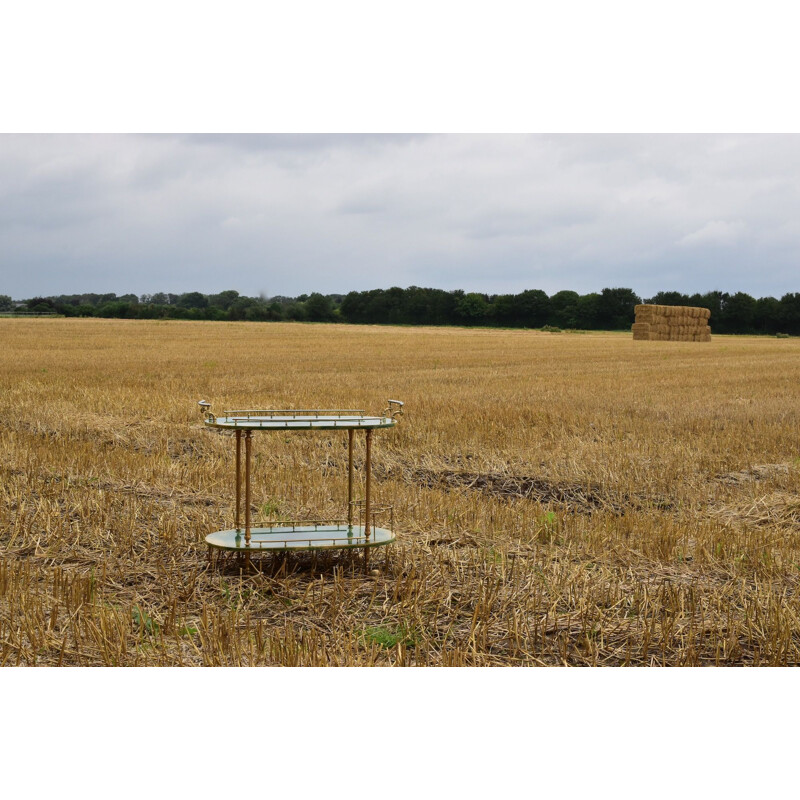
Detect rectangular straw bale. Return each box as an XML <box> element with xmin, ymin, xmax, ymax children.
<box><xmin>633</xmin><ymin>304</ymin><xmax>711</xmax><ymax>340</ymax></box>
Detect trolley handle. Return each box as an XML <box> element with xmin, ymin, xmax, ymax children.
<box><xmin>198</xmin><ymin>400</ymin><xmax>216</xmax><ymax>423</ymax></box>
<box><xmin>385</xmin><ymin>399</ymin><xmax>404</xmax><ymax>420</ymax></box>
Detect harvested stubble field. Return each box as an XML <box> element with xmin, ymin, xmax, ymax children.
<box><xmin>1</xmin><ymin>318</ymin><xmax>799</xmax><ymax>667</ymax></box>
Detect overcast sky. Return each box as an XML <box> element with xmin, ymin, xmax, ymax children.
<box><xmin>1</xmin><ymin>133</ymin><xmax>799</xmax><ymax>300</ymax></box>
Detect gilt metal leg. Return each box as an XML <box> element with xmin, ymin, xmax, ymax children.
<box><xmin>235</xmin><ymin>429</ymin><xmax>242</xmax><ymax>530</ymax></box>
<box><xmin>245</xmin><ymin>430</ymin><xmax>252</xmax><ymax>547</ymax></box>
<box><xmin>364</xmin><ymin>428</ymin><xmax>372</xmax><ymax>573</ymax></box>
<box><xmin>347</xmin><ymin>429</ymin><xmax>354</xmax><ymax>526</ymax></box>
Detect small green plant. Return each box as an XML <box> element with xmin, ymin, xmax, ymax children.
<box><xmin>535</xmin><ymin>511</ymin><xmax>560</xmax><ymax>543</ymax></box>
<box><xmin>486</xmin><ymin>546</ymin><xmax>503</xmax><ymax>564</ymax></box>
<box><xmin>361</xmin><ymin>624</ymin><xmax>416</xmax><ymax>649</ymax></box>
<box><xmin>178</xmin><ymin>625</ymin><xmax>198</xmax><ymax>637</ymax></box>
<box><xmin>541</xmin><ymin>325</ymin><xmax>562</xmax><ymax>333</ymax></box>
<box><xmin>132</xmin><ymin>606</ymin><xmax>159</xmax><ymax>635</ymax></box>
<box><xmin>776</xmin><ymin>332</ymin><xmax>790</xmax><ymax>338</ymax></box>
<box><xmin>261</xmin><ymin>500</ymin><xmax>281</xmax><ymax>516</ymax></box>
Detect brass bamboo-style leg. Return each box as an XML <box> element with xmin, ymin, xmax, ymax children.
<box><xmin>347</xmin><ymin>429</ymin><xmax>354</xmax><ymax>526</ymax></box>
<box><xmin>235</xmin><ymin>429</ymin><xmax>242</xmax><ymax>530</ymax></box>
<box><xmin>244</xmin><ymin>430</ymin><xmax>252</xmax><ymax>546</ymax></box>
<box><xmin>364</xmin><ymin>428</ymin><xmax>372</xmax><ymax>573</ymax></box>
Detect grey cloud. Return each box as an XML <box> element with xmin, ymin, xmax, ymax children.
<box><xmin>177</xmin><ymin>133</ymin><xmax>430</xmax><ymax>151</ymax></box>
<box><xmin>1</xmin><ymin>134</ymin><xmax>800</xmax><ymax>299</ymax></box>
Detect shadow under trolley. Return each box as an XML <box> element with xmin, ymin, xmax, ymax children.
<box><xmin>198</xmin><ymin>399</ymin><xmax>404</xmax><ymax>571</ymax></box>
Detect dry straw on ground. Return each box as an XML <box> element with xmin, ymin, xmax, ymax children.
<box><xmin>1</xmin><ymin>319</ymin><xmax>799</xmax><ymax>665</ymax></box>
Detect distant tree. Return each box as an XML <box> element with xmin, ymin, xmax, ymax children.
<box><xmin>697</xmin><ymin>291</ymin><xmax>727</xmax><ymax>324</ymax></box>
<box><xmin>780</xmin><ymin>293</ymin><xmax>800</xmax><ymax>335</ymax></box>
<box><xmin>177</xmin><ymin>291</ymin><xmax>208</xmax><ymax>309</ymax></box>
<box><xmin>209</xmin><ymin>290</ymin><xmax>240</xmax><ymax>310</ymax></box>
<box><xmin>97</xmin><ymin>301</ymin><xmax>135</xmax><ymax>318</ymax></box>
<box><xmin>645</xmin><ymin>290</ymin><xmax>690</xmax><ymax>306</ymax></box>
<box><xmin>430</xmin><ymin>289</ymin><xmax>459</xmax><ymax>325</ymax></box>
<box><xmin>596</xmin><ymin>287</ymin><xmax>641</xmax><ymax>329</ymax></box>
<box><xmin>404</xmin><ymin>286</ymin><xmax>435</xmax><ymax>324</ymax></box>
<box><xmin>340</xmin><ymin>291</ymin><xmax>366</xmax><ymax>323</ymax></box>
<box><xmin>455</xmin><ymin>292</ymin><xmax>490</xmax><ymax>324</ymax></box>
<box><xmin>244</xmin><ymin>302</ymin><xmax>272</xmax><ymax>321</ymax></box>
<box><xmin>549</xmin><ymin>290</ymin><xmax>580</xmax><ymax>328</ymax></box>
<box><xmin>226</xmin><ymin>296</ymin><xmax>256</xmax><ymax>321</ymax></box>
<box><xmin>384</xmin><ymin>286</ymin><xmax>407</xmax><ymax>324</ymax></box>
<box><xmin>149</xmin><ymin>292</ymin><xmax>169</xmax><ymax>305</ymax></box>
<box><xmin>305</xmin><ymin>292</ymin><xmax>335</xmax><ymax>322</ymax></box>
<box><xmin>754</xmin><ymin>296</ymin><xmax>781</xmax><ymax>334</ymax></box>
<box><xmin>720</xmin><ymin>292</ymin><xmax>757</xmax><ymax>333</ymax></box>
<box><xmin>491</xmin><ymin>294</ymin><xmax>517</xmax><ymax>326</ymax></box>
<box><xmin>26</xmin><ymin>297</ymin><xmax>56</xmax><ymax>313</ymax></box>
<box><xmin>514</xmin><ymin>289</ymin><xmax>550</xmax><ymax>327</ymax></box>
<box><xmin>285</xmin><ymin>302</ymin><xmax>308</xmax><ymax>321</ymax></box>
<box><xmin>362</xmin><ymin>289</ymin><xmax>391</xmax><ymax>324</ymax></box>
<box><xmin>574</xmin><ymin>293</ymin><xmax>601</xmax><ymax>329</ymax></box>
<box><xmin>0</xmin><ymin>294</ymin><xmax>12</xmax><ymax>311</ymax></box>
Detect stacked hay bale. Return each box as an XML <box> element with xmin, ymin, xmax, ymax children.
<box><xmin>632</xmin><ymin>305</ymin><xmax>711</xmax><ymax>341</ymax></box>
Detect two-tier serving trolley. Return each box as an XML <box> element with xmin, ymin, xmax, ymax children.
<box><xmin>198</xmin><ymin>399</ymin><xmax>404</xmax><ymax>571</ymax></box>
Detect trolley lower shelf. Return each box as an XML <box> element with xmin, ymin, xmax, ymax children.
<box><xmin>205</xmin><ymin>524</ymin><xmax>395</xmax><ymax>552</ymax></box>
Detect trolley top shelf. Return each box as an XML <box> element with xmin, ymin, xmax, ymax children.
<box><xmin>198</xmin><ymin>400</ymin><xmax>403</xmax><ymax>431</ymax></box>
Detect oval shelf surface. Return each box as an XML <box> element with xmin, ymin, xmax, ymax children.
<box><xmin>206</xmin><ymin>524</ymin><xmax>395</xmax><ymax>551</ymax></box>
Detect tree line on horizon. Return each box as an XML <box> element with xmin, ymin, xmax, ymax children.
<box><xmin>2</xmin><ymin>286</ymin><xmax>800</xmax><ymax>335</ymax></box>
